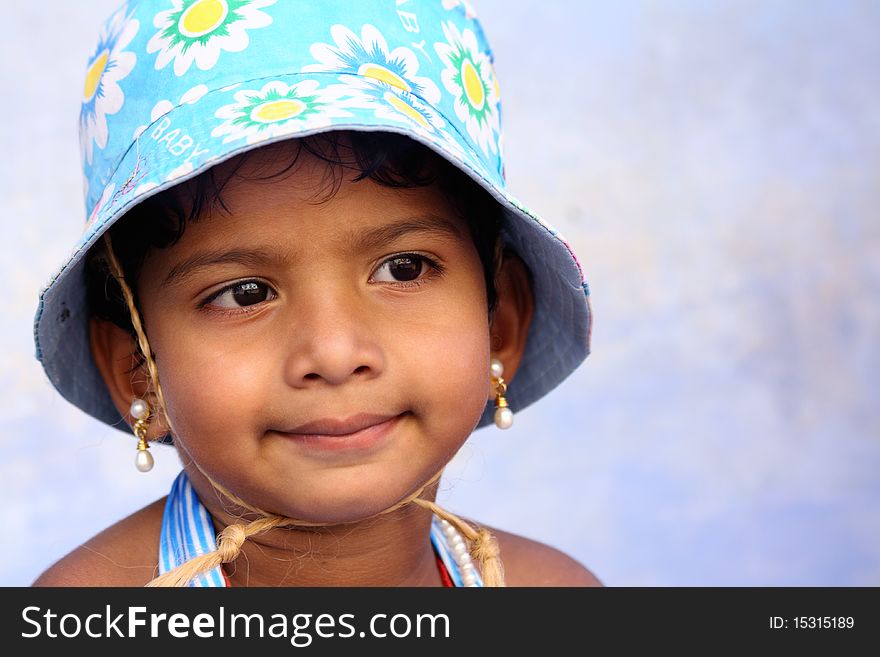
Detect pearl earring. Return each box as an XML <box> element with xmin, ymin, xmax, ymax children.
<box><xmin>130</xmin><ymin>398</ymin><xmax>154</xmax><ymax>472</ymax></box>
<box><xmin>490</xmin><ymin>357</ymin><xmax>513</xmax><ymax>429</ymax></box>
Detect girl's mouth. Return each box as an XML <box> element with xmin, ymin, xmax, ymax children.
<box><xmin>274</xmin><ymin>412</ymin><xmax>405</xmax><ymax>454</ymax></box>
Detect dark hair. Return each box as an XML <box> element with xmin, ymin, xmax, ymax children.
<box><xmin>87</xmin><ymin>131</ymin><xmax>503</xmax><ymax>343</ymax></box>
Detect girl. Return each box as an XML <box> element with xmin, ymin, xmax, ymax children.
<box><xmin>33</xmin><ymin>0</ymin><xmax>597</xmax><ymax>587</ymax></box>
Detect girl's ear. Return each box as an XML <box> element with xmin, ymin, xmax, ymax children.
<box><xmin>89</xmin><ymin>317</ymin><xmax>171</xmax><ymax>439</ymax></box>
<box><xmin>488</xmin><ymin>250</ymin><xmax>535</xmax><ymax>398</ymax></box>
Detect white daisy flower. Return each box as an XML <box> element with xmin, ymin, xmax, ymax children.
<box><xmin>147</xmin><ymin>0</ymin><xmax>276</xmax><ymax>76</ymax></box>
<box><xmin>211</xmin><ymin>79</ymin><xmax>352</xmax><ymax>145</ymax></box>
<box><xmin>434</xmin><ymin>21</ymin><xmax>500</xmax><ymax>156</ymax></box>
<box><xmin>304</xmin><ymin>23</ymin><xmax>441</xmax><ymax>106</ymax></box>
<box><xmin>303</xmin><ymin>23</ymin><xmax>466</xmax><ymax>155</ymax></box>
<box><xmin>80</xmin><ymin>9</ymin><xmax>139</xmax><ymax>164</ymax></box>
<box><xmin>340</xmin><ymin>81</ymin><xmax>468</xmax><ymax>162</ymax></box>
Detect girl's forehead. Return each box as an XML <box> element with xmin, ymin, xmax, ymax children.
<box><xmin>173</xmin><ymin>160</ymin><xmax>466</xmax><ymax>247</ymax></box>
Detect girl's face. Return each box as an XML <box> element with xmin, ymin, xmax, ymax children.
<box><xmin>136</xmin><ymin>144</ymin><xmax>493</xmax><ymax>523</ymax></box>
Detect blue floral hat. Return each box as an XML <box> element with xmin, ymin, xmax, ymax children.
<box><xmin>34</xmin><ymin>0</ymin><xmax>592</xmax><ymax>432</ymax></box>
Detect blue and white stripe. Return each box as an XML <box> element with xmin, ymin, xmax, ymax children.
<box><xmin>159</xmin><ymin>470</ymin><xmax>483</xmax><ymax>587</ymax></box>
<box><xmin>159</xmin><ymin>472</ymin><xmax>225</xmax><ymax>586</ymax></box>
<box><xmin>429</xmin><ymin>518</ymin><xmax>484</xmax><ymax>587</ymax></box>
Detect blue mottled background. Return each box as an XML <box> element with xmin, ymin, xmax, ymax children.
<box><xmin>2</xmin><ymin>0</ymin><xmax>878</xmax><ymax>585</ymax></box>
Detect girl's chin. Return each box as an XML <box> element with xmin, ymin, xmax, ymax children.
<box><xmin>187</xmin><ymin>451</ymin><xmax>443</xmax><ymax>524</ymax></box>
<box><xmin>233</xmin><ymin>478</ymin><xmax>435</xmax><ymax>525</ymax></box>
<box><xmin>251</xmin><ymin>499</ymin><xmax>412</xmax><ymax>527</ymax></box>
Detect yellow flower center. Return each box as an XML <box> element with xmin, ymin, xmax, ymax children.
<box><xmin>178</xmin><ymin>0</ymin><xmax>229</xmax><ymax>38</ymax></box>
<box><xmin>461</xmin><ymin>59</ymin><xmax>484</xmax><ymax>110</ymax></box>
<box><xmin>250</xmin><ymin>99</ymin><xmax>306</xmax><ymax>123</ymax></box>
<box><xmin>83</xmin><ymin>51</ymin><xmax>109</xmax><ymax>102</ymax></box>
<box><xmin>359</xmin><ymin>63</ymin><xmax>411</xmax><ymax>93</ymax></box>
<box><xmin>384</xmin><ymin>92</ymin><xmax>429</xmax><ymax>128</ymax></box>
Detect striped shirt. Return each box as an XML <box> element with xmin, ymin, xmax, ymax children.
<box><xmin>159</xmin><ymin>471</ymin><xmax>483</xmax><ymax>587</ymax></box>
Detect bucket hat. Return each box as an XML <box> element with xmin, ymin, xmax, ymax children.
<box><xmin>34</xmin><ymin>0</ymin><xmax>592</xmax><ymax>433</ymax></box>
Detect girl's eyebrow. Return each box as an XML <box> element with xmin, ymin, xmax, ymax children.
<box><xmin>161</xmin><ymin>248</ymin><xmax>282</xmax><ymax>290</ymax></box>
<box><xmin>160</xmin><ymin>214</ymin><xmax>465</xmax><ymax>290</ymax></box>
<box><xmin>352</xmin><ymin>213</ymin><xmax>465</xmax><ymax>253</ymax></box>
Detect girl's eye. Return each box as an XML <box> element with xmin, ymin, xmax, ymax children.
<box><xmin>371</xmin><ymin>254</ymin><xmax>436</xmax><ymax>284</ymax></box>
<box><xmin>207</xmin><ymin>281</ymin><xmax>276</xmax><ymax>309</ymax></box>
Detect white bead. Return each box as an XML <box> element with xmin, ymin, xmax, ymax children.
<box><xmin>434</xmin><ymin>514</ymin><xmax>483</xmax><ymax>586</ymax></box>
<box><xmin>135</xmin><ymin>449</ymin><xmax>154</xmax><ymax>472</ymax></box>
<box><xmin>494</xmin><ymin>406</ymin><xmax>513</xmax><ymax>429</ymax></box>
<box><xmin>130</xmin><ymin>398</ymin><xmax>149</xmax><ymax>421</ymax></box>
<box><xmin>490</xmin><ymin>358</ymin><xmax>504</xmax><ymax>379</ymax></box>
<box><xmin>452</xmin><ymin>542</ymin><xmax>469</xmax><ymax>559</ymax></box>
<box><xmin>439</xmin><ymin>518</ymin><xmax>451</xmax><ymax>529</ymax></box>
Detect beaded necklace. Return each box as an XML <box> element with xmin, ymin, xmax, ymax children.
<box><xmin>159</xmin><ymin>471</ymin><xmax>484</xmax><ymax>587</ymax></box>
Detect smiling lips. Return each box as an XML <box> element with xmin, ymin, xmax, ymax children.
<box><xmin>277</xmin><ymin>412</ymin><xmax>403</xmax><ymax>452</ymax></box>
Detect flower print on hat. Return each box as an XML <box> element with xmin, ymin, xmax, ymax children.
<box><xmin>211</xmin><ymin>79</ymin><xmax>352</xmax><ymax>145</ymax></box>
<box><xmin>303</xmin><ymin>24</ymin><xmax>466</xmax><ymax>161</ymax></box>
<box><xmin>80</xmin><ymin>8</ymin><xmax>139</xmax><ymax>164</ymax></box>
<box><xmin>442</xmin><ymin>0</ymin><xmax>478</xmax><ymax>20</ymax></box>
<box><xmin>84</xmin><ymin>181</ymin><xmax>116</xmax><ymax>233</ymax></box>
<box><xmin>132</xmin><ymin>83</ymin><xmax>210</xmax><ymax>141</ymax></box>
<box><xmin>351</xmin><ymin>85</ymin><xmax>467</xmax><ymax>159</ymax></box>
<box><xmin>434</xmin><ymin>20</ymin><xmax>500</xmax><ymax>157</ymax></box>
<box><xmin>146</xmin><ymin>0</ymin><xmax>276</xmax><ymax>76</ymax></box>
<box><xmin>303</xmin><ymin>23</ymin><xmax>445</xmax><ymax>127</ymax></box>
<box><xmin>304</xmin><ymin>24</ymin><xmax>441</xmax><ymax>105</ymax></box>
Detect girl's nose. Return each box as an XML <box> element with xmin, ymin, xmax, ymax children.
<box><xmin>281</xmin><ymin>286</ymin><xmax>384</xmax><ymax>388</ymax></box>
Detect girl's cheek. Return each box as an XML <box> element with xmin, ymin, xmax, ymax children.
<box><xmin>403</xmin><ymin>312</ymin><xmax>491</xmax><ymax>437</ymax></box>
<box><xmin>155</xmin><ymin>333</ymin><xmax>271</xmax><ymax>454</ymax></box>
